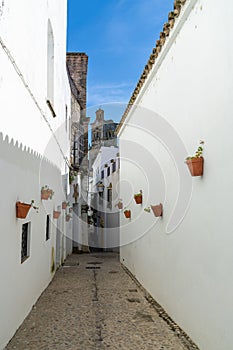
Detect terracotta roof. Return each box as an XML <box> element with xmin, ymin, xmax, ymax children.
<box><xmin>116</xmin><ymin>0</ymin><xmax>186</xmax><ymax>134</ymax></box>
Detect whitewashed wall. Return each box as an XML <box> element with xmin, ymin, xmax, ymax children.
<box><xmin>119</xmin><ymin>0</ymin><xmax>233</xmax><ymax>349</ymax></box>
<box><xmin>0</xmin><ymin>1</ymin><xmax>71</xmax><ymax>348</ymax></box>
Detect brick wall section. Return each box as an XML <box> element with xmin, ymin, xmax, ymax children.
<box><xmin>66</xmin><ymin>53</ymin><xmax>88</xmax><ymax>112</ymax></box>
<box><xmin>67</xmin><ymin>52</ymin><xmax>89</xmax><ymax>160</ymax></box>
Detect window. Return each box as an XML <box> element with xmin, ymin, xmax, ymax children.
<box><xmin>107</xmin><ymin>167</ymin><xmax>110</xmax><ymax>177</ymax></box>
<box><xmin>46</xmin><ymin>215</ymin><xmax>51</xmax><ymax>241</ymax></box>
<box><xmin>101</xmin><ymin>170</ymin><xmax>104</xmax><ymax>179</ymax></box>
<box><xmin>47</xmin><ymin>20</ymin><xmax>55</xmax><ymax>112</ymax></box>
<box><xmin>21</xmin><ymin>223</ymin><xmax>30</xmax><ymax>263</ymax></box>
<box><xmin>112</xmin><ymin>162</ymin><xmax>116</xmax><ymax>173</ymax></box>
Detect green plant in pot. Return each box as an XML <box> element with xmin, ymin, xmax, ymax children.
<box><xmin>134</xmin><ymin>190</ymin><xmax>143</xmax><ymax>204</ymax></box>
<box><xmin>69</xmin><ymin>171</ymin><xmax>77</xmax><ymax>185</ymax></box>
<box><xmin>62</xmin><ymin>201</ymin><xmax>69</xmax><ymax>210</ymax></box>
<box><xmin>124</xmin><ymin>208</ymin><xmax>131</xmax><ymax>219</ymax></box>
<box><xmin>115</xmin><ymin>199</ymin><xmax>123</xmax><ymax>210</ymax></box>
<box><xmin>41</xmin><ymin>185</ymin><xmax>54</xmax><ymax>200</ymax></box>
<box><xmin>185</xmin><ymin>141</ymin><xmax>204</xmax><ymax>176</ymax></box>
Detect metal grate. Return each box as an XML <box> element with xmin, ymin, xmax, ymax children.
<box><xmin>21</xmin><ymin>222</ymin><xmax>30</xmax><ymax>263</ymax></box>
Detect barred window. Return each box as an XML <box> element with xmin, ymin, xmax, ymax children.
<box><xmin>21</xmin><ymin>223</ymin><xmax>30</xmax><ymax>263</ymax></box>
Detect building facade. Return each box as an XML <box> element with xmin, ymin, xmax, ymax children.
<box><xmin>89</xmin><ymin>108</ymin><xmax>118</xmax><ymax>174</ymax></box>
<box><xmin>90</xmin><ymin>146</ymin><xmax>120</xmax><ymax>251</ymax></box>
<box><xmin>117</xmin><ymin>1</ymin><xmax>233</xmax><ymax>349</ymax></box>
<box><xmin>67</xmin><ymin>53</ymin><xmax>90</xmax><ymax>253</ymax></box>
<box><xmin>0</xmin><ymin>1</ymin><xmax>72</xmax><ymax>348</ymax></box>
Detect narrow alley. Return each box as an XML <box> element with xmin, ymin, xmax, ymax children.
<box><xmin>6</xmin><ymin>253</ymin><xmax>195</xmax><ymax>350</ymax></box>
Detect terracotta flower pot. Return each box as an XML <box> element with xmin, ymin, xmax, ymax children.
<box><xmin>117</xmin><ymin>202</ymin><xmax>123</xmax><ymax>210</ymax></box>
<box><xmin>66</xmin><ymin>214</ymin><xmax>71</xmax><ymax>222</ymax></box>
<box><xmin>41</xmin><ymin>189</ymin><xmax>51</xmax><ymax>200</ymax></box>
<box><xmin>53</xmin><ymin>210</ymin><xmax>61</xmax><ymax>219</ymax></box>
<box><xmin>134</xmin><ymin>195</ymin><xmax>142</xmax><ymax>204</ymax></box>
<box><xmin>16</xmin><ymin>202</ymin><xmax>31</xmax><ymax>219</ymax></box>
<box><xmin>186</xmin><ymin>157</ymin><xmax>204</xmax><ymax>176</ymax></box>
<box><xmin>151</xmin><ymin>204</ymin><xmax>163</xmax><ymax>217</ymax></box>
<box><xmin>124</xmin><ymin>210</ymin><xmax>131</xmax><ymax>219</ymax></box>
<box><xmin>62</xmin><ymin>202</ymin><xmax>67</xmax><ymax>210</ymax></box>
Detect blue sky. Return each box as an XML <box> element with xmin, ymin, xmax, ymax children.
<box><xmin>67</xmin><ymin>0</ymin><xmax>174</xmax><ymax>122</ymax></box>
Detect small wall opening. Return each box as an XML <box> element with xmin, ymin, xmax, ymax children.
<box><xmin>47</xmin><ymin>20</ymin><xmax>54</xmax><ymax>109</ymax></box>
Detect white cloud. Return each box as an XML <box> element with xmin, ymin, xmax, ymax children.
<box><xmin>88</xmin><ymin>81</ymin><xmax>134</xmax><ymax>106</ymax></box>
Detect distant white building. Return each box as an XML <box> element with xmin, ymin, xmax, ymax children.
<box><xmin>90</xmin><ymin>146</ymin><xmax>120</xmax><ymax>251</ymax></box>
<box><xmin>0</xmin><ymin>1</ymin><xmax>72</xmax><ymax>348</ymax></box>
<box><xmin>89</xmin><ymin>108</ymin><xmax>118</xmax><ymax>174</ymax></box>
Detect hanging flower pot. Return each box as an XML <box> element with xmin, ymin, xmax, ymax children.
<box><xmin>186</xmin><ymin>157</ymin><xmax>204</xmax><ymax>176</ymax></box>
<box><xmin>185</xmin><ymin>141</ymin><xmax>204</xmax><ymax>176</ymax></box>
<box><xmin>41</xmin><ymin>186</ymin><xmax>54</xmax><ymax>200</ymax></box>
<box><xmin>62</xmin><ymin>201</ymin><xmax>68</xmax><ymax>210</ymax></box>
<box><xmin>16</xmin><ymin>200</ymin><xmax>38</xmax><ymax>219</ymax></box>
<box><xmin>117</xmin><ymin>201</ymin><xmax>123</xmax><ymax>210</ymax></box>
<box><xmin>66</xmin><ymin>214</ymin><xmax>71</xmax><ymax>222</ymax></box>
<box><xmin>16</xmin><ymin>202</ymin><xmax>31</xmax><ymax>219</ymax></box>
<box><xmin>151</xmin><ymin>204</ymin><xmax>163</xmax><ymax>217</ymax></box>
<box><xmin>53</xmin><ymin>210</ymin><xmax>61</xmax><ymax>219</ymax></box>
<box><xmin>134</xmin><ymin>190</ymin><xmax>143</xmax><ymax>204</ymax></box>
<box><xmin>124</xmin><ymin>210</ymin><xmax>131</xmax><ymax>219</ymax></box>
<box><xmin>41</xmin><ymin>189</ymin><xmax>51</xmax><ymax>200</ymax></box>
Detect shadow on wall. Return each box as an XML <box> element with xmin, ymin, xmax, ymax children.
<box><xmin>0</xmin><ymin>131</ymin><xmax>60</xmax><ymax>173</ymax></box>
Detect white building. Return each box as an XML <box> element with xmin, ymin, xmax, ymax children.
<box><xmin>0</xmin><ymin>1</ymin><xmax>72</xmax><ymax>348</ymax></box>
<box><xmin>117</xmin><ymin>0</ymin><xmax>233</xmax><ymax>349</ymax></box>
<box><xmin>90</xmin><ymin>146</ymin><xmax>120</xmax><ymax>250</ymax></box>
<box><xmin>89</xmin><ymin>108</ymin><xmax>118</xmax><ymax>175</ymax></box>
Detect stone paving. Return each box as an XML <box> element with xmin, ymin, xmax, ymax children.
<box><xmin>6</xmin><ymin>253</ymin><xmax>191</xmax><ymax>350</ymax></box>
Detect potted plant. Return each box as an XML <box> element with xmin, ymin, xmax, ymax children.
<box><xmin>116</xmin><ymin>199</ymin><xmax>123</xmax><ymax>210</ymax></box>
<box><xmin>124</xmin><ymin>209</ymin><xmax>131</xmax><ymax>219</ymax></box>
<box><xmin>151</xmin><ymin>204</ymin><xmax>163</xmax><ymax>217</ymax></box>
<box><xmin>66</xmin><ymin>214</ymin><xmax>71</xmax><ymax>222</ymax></box>
<box><xmin>134</xmin><ymin>190</ymin><xmax>143</xmax><ymax>204</ymax></box>
<box><xmin>69</xmin><ymin>207</ymin><xmax>73</xmax><ymax>213</ymax></box>
<box><xmin>110</xmin><ymin>159</ymin><xmax>115</xmax><ymax>163</ymax></box>
<box><xmin>62</xmin><ymin>201</ymin><xmax>69</xmax><ymax>210</ymax></box>
<box><xmin>53</xmin><ymin>210</ymin><xmax>61</xmax><ymax>219</ymax></box>
<box><xmin>16</xmin><ymin>200</ymin><xmax>39</xmax><ymax>219</ymax></box>
<box><xmin>104</xmin><ymin>163</ymin><xmax>108</xmax><ymax>168</ymax></box>
<box><xmin>185</xmin><ymin>141</ymin><xmax>204</xmax><ymax>176</ymax></box>
<box><xmin>41</xmin><ymin>186</ymin><xmax>54</xmax><ymax>200</ymax></box>
<box><xmin>69</xmin><ymin>170</ymin><xmax>77</xmax><ymax>185</ymax></box>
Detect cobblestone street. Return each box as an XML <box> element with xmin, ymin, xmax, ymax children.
<box><xmin>6</xmin><ymin>253</ymin><xmax>191</xmax><ymax>350</ymax></box>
